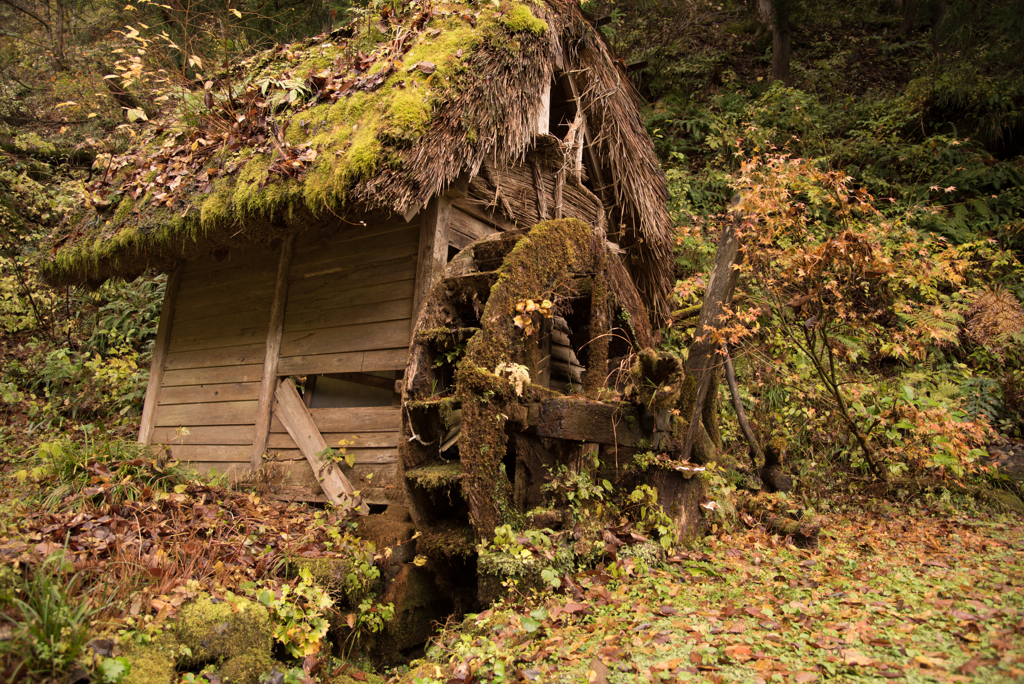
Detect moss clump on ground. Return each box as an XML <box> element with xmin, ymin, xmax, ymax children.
<box><xmin>285</xmin><ymin>556</ymin><xmax>383</xmax><ymax>607</ymax></box>
<box><xmin>219</xmin><ymin>649</ymin><xmax>276</xmax><ymax>684</ymax></box>
<box><xmin>121</xmin><ymin>632</ymin><xmax>179</xmax><ymax>684</ymax></box>
<box><xmin>172</xmin><ymin>593</ymin><xmax>273</xmax><ymax>669</ymax></box>
<box><xmin>477</xmin><ymin>541</ymin><xmax>574</xmax><ymax>604</ymax></box>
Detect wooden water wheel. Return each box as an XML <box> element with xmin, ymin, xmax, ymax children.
<box><xmin>397</xmin><ymin>220</ymin><xmax>705</xmax><ymax>579</ymax></box>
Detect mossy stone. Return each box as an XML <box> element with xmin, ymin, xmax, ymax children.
<box><xmin>219</xmin><ymin>648</ymin><xmax>276</xmax><ymax>684</ymax></box>
<box><xmin>172</xmin><ymin>593</ymin><xmax>272</xmax><ymax>668</ymax></box>
<box><xmin>122</xmin><ymin>632</ymin><xmax>179</xmax><ymax>684</ymax></box>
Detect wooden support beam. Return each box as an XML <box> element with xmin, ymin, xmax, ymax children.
<box><xmin>250</xmin><ymin>234</ymin><xmax>295</xmax><ymax>468</ymax></box>
<box><xmin>138</xmin><ymin>265</ymin><xmax>183</xmax><ymax>445</ymax></box>
<box><xmin>273</xmin><ymin>378</ymin><xmax>367</xmax><ymax>513</ymax></box>
<box><xmin>412</xmin><ymin>195</ymin><xmax>453</xmax><ymax>319</ymax></box>
<box><xmin>535</xmin><ymin>397</ymin><xmax>643</xmax><ymax>447</ymax></box>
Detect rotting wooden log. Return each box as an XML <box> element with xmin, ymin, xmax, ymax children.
<box><xmin>741</xmin><ymin>494</ymin><xmax>820</xmax><ymax>548</ymax></box>
<box><xmin>250</xmin><ymin>234</ymin><xmax>295</xmax><ymax>469</ymax></box>
<box><xmin>682</xmin><ymin>209</ymin><xmax>743</xmax><ymax>462</ymax></box>
<box><xmin>272</xmin><ymin>378</ymin><xmax>367</xmax><ymax>513</ymax></box>
<box><xmin>412</xmin><ymin>195</ymin><xmax>454</xmax><ymax>319</ymax></box>
<box><xmin>139</xmin><ymin>265</ymin><xmax>183</xmax><ymax>445</ymax></box>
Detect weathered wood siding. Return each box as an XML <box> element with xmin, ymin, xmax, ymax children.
<box><xmin>152</xmin><ymin>245</ymin><xmax>277</xmax><ymax>477</ymax></box>
<box><xmin>143</xmin><ymin>210</ymin><xmax>499</xmax><ymax>504</ymax></box>
<box><xmin>277</xmin><ymin>220</ymin><xmax>417</xmax><ymax>375</ymax></box>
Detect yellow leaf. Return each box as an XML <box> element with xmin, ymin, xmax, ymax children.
<box><xmin>413</xmin><ymin>555</ymin><xmax>428</xmax><ymax>566</ymax></box>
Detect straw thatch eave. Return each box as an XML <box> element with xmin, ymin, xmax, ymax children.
<box><xmin>42</xmin><ymin>0</ymin><xmax>671</xmax><ymax>312</ymax></box>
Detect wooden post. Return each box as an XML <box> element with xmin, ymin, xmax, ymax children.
<box><xmin>138</xmin><ymin>265</ymin><xmax>183</xmax><ymax>445</ymax></box>
<box><xmin>536</xmin><ymin>79</ymin><xmax>552</xmax><ymax>135</ymax></box>
<box><xmin>553</xmin><ymin>169</ymin><xmax>564</xmax><ymax>219</ymax></box>
<box><xmin>273</xmin><ymin>378</ymin><xmax>367</xmax><ymax>513</ymax></box>
<box><xmin>250</xmin><ymin>234</ymin><xmax>295</xmax><ymax>469</ymax></box>
<box><xmin>412</xmin><ymin>195</ymin><xmax>453</xmax><ymax>319</ymax></box>
<box><xmin>681</xmin><ymin>210</ymin><xmax>743</xmax><ymax>462</ymax></box>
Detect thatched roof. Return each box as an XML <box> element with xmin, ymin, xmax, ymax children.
<box><xmin>43</xmin><ymin>0</ymin><xmax>671</xmax><ymax>310</ymax></box>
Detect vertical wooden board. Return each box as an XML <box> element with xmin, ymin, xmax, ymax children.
<box><xmin>413</xmin><ymin>196</ymin><xmax>452</xmax><ymax>318</ymax></box>
<box><xmin>251</xmin><ymin>235</ymin><xmax>295</xmax><ymax>467</ymax></box>
<box><xmin>139</xmin><ymin>266</ymin><xmax>183</xmax><ymax>445</ymax></box>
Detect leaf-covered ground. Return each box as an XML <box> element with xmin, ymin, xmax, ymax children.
<box><xmin>402</xmin><ymin>507</ymin><xmax>1024</xmax><ymax>684</ymax></box>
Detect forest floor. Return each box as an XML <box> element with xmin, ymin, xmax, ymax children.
<box><xmin>402</xmin><ymin>503</ymin><xmax>1024</xmax><ymax>684</ymax></box>
<box><xmin>3</xmin><ymin>434</ymin><xmax>1022</xmax><ymax>684</ymax></box>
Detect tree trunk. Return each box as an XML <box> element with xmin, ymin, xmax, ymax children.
<box><xmin>771</xmin><ymin>23</ymin><xmax>791</xmax><ymax>85</ymax></box>
<box><xmin>900</xmin><ymin>0</ymin><xmax>918</xmax><ymax>37</ymax></box>
<box><xmin>52</xmin><ymin>0</ymin><xmax>67</xmax><ymax>69</ymax></box>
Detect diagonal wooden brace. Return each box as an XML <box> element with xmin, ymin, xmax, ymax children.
<box><xmin>273</xmin><ymin>378</ymin><xmax>368</xmax><ymax>515</ymax></box>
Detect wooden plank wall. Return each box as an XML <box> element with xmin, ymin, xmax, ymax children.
<box><xmin>269</xmin><ymin>406</ymin><xmax>403</xmax><ymax>504</ymax></box>
<box><xmin>150</xmin><ymin>246</ymin><xmax>278</xmax><ymax>479</ymax></box>
<box><xmin>278</xmin><ymin>219</ymin><xmax>417</xmax><ymax>375</ymax></box>
<box><xmin>270</xmin><ymin>220</ymin><xmax>418</xmax><ymax>503</ymax></box>
<box><xmin>144</xmin><ymin>209</ymin><xmax>500</xmax><ymax>503</ymax></box>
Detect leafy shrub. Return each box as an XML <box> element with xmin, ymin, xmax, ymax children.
<box><xmin>722</xmin><ymin>149</ymin><xmax>993</xmax><ymax>479</ymax></box>
<box><xmin>32</xmin><ymin>434</ymin><xmax>199</xmax><ymax>511</ymax></box>
<box><xmin>0</xmin><ymin>552</ymin><xmax>100</xmax><ymax>679</ymax></box>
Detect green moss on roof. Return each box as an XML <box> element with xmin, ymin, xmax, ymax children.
<box><xmin>42</xmin><ymin>0</ymin><xmax>672</xmax><ymax>312</ymax></box>
<box><xmin>501</xmin><ymin>4</ymin><xmax>548</xmax><ymax>34</ymax></box>
<box><xmin>41</xmin><ymin>1</ymin><xmax>552</xmax><ymax>284</ymax></box>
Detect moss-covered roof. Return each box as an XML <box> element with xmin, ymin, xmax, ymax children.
<box><xmin>43</xmin><ymin>0</ymin><xmax>670</xmax><ymax>307</ymax></box>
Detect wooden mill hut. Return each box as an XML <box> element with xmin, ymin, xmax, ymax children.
<box><xmin>44</xmin><ymin>0</ymin><xmax>681</xmax><ymax>534</ymax></box>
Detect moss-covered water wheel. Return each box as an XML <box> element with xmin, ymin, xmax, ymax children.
<box><xmin>398</xmin><ymin>220</ymin><xmax>706</xmax><ymax>604</ymax></box>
